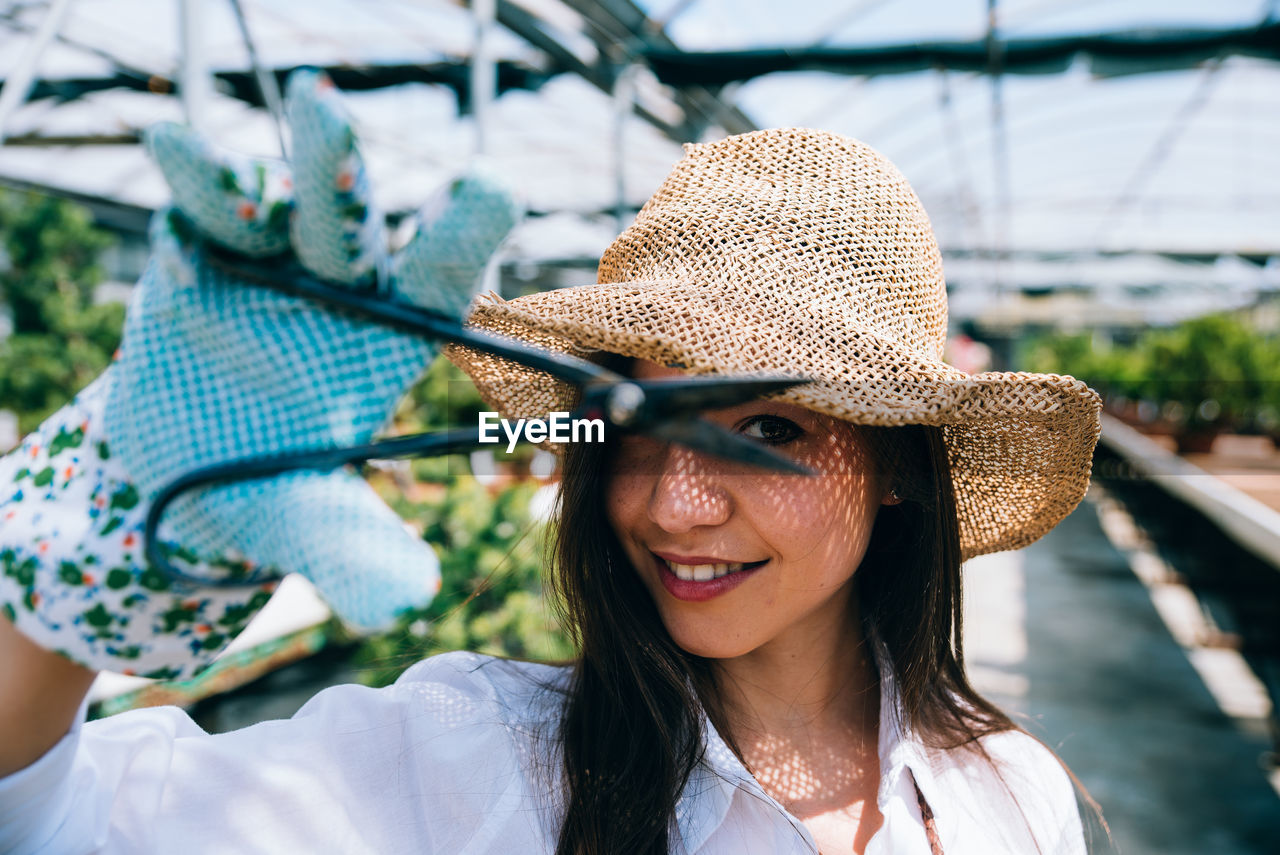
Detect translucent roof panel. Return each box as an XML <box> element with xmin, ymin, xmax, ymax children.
<box><xmin>645</xmin><ymin>0</ymin><xmax>1270</xmax><ymax>49</ymax></box>
<box><xmin>734</xmin><ymin>57</ymin><xmax>1280</xmax><ymax>255</ymax></box>
<box><xmin>0</xmin><ymin>0</ymin><xmax>539</xmax><ymax>78</ymax></box>
<box><xmin>1</xmin><ymin>0</ymin><xmax>1277</xmax><ymax>303</ymax></box>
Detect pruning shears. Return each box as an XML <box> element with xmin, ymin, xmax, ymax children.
<box><xmin>145</xmin><ymin>249</ymin><xmax>812</xmax><ymax>587</ymax></box>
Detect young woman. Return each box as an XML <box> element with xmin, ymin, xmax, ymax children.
<box><xmin>0</xmin><ymin>76</ymin><xmax>1101</xmax><ymax>855</ymax></box>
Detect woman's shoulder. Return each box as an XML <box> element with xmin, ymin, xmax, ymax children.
<box><xmin>932</xmin><ymin>727</ymin><xmax>1085</xmax><ymax>853</ymax></box>
<box><xmin>235</xmin><ymin>650</ymin><xmax>573</xmax><ymax>747</ymax></box>
<box><xmin>973</xmin><ymin>727</ymin><xmax>1077</xmax><ymax>811</ymax></box>
<box><xmin>387</xmin><ymin>650</ymin><xmax>572</xmax><ymax>722</ymax></box>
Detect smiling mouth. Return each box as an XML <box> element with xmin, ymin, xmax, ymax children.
<box><xmin>656</xmin><ymin>556</ymin><xmax>769</xmax><ymax>582</ymax></box>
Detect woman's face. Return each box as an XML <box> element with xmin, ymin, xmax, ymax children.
<box><xmin>605</xmin><ymin>360</ymin><xmax>889</xmax><ymax>660</ymax></box>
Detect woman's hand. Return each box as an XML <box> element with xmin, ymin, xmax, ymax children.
<box><xmin>0</xmin><ymin>69</ymin><xmax>520</xmax><ymax>681</ymax></box>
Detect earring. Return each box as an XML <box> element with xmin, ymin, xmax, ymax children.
<box><xmin>887</xmin><ymin>488</ymin><xmax>902</xmax><ymax>505</ymax></box>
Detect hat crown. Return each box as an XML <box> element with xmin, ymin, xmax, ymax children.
<box><xmin>452</xmin><ymin>128</ymin><xmax>1102</xmax><ymax>561</ymax></box>
<box><xmin>598</xmin><ymin>128</ymin><xmax>948</xmax><ymax>361</ymax></box>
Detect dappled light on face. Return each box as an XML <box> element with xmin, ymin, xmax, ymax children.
<box><xmin>641</xmin><ymin>443</ymin><xmax>733</xmax><ymax>533</ymax></box>
<box><xmin>605</xmin><ymin>361</ymin><xmax>888</xmax><ymax>662</ymax></box>
<box><xmin>609</xmin><ymin>413</ymin><xmax>878</xmax><ymax>565</ymax></box>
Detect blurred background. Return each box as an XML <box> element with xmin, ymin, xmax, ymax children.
<box><xmin>1</xmin><ymin>1</ymin><xmax>1278</xmax><ymax>852</ymax></box>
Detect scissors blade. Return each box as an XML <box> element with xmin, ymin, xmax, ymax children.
<box><xmin>639</xmin><ymin>374</ymin><xmax>809</xmax><ymax>416</ymax></box>
<box><xmin>645</xmin><ymin>418</ymin><xmax>813</xmax><ymax>475</ymax></box>
<box><xmin>202</xmin><ymin>247</ymin><xmax>624</xmax><ymax>388</ymax></box>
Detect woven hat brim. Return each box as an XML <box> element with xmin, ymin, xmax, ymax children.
<box><xmin>446</xmin><ymin>282</ymin><xmax>1102</xmax><ymax>561</ymax></box>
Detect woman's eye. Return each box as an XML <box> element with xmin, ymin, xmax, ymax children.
<box><xmin>739</xmin><ymin>415</ymin><xmax>803</xmax><ymax>446</ymax></box>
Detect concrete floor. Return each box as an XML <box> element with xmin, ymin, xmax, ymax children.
<box><xmin>965</xmin><ymin>493</ymin><xmax>1280</xmax><ymax>855</ymax></box>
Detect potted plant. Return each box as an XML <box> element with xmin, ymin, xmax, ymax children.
<box><xmin>1137</xmin><ymin>314</ymin><xmax>1266</xmax><ymax>455</ymax></box>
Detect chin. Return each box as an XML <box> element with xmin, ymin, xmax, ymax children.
<box><xmin>664</xmin><ymin>625</ymin><xmax>756</xmax><ymax>660</ymax></box>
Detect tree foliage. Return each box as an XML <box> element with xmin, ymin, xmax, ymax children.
<box><xmin>0</xmin><ymin>190</ymin><xmax>124</xmax><ymax>432</ymax></box>
<box><xmin>1021</xmin><ymin>314</ymin><xmax>1280</xmax><ymax>432</ymax></box>
<box><xmin>354</xmin><ymin>472</ymin><xmax>572</xmax><ymax>688</ymax></box>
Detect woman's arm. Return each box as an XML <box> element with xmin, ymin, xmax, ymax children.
<box><xmin>0</xmin><ymin>651</ymin><xmax>540</xmax><ymax>854</ymax></box>
<box><xmin>0</xmin><ymin>614</ymin><xmax>96</xmax><ymax>777</ymax></box>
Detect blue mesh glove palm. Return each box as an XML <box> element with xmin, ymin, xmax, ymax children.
<box><xmin>0</xmin><ymin>70</ymin><xmax>519</xmax><ymax>677</ymax></box>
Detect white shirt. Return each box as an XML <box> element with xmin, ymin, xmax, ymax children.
<box><xmin>0</xmin><ymin>651</ymin><xmax>1084</xmax><ymax>854</ymax></box>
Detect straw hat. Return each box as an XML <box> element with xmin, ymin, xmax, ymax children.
<box><xmin>448</xmin><ymin>128</ymin><xmax>1101</xmax><ymax>559</ymax></box>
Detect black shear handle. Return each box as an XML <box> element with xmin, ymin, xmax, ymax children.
<box><xmin>143</xmin><ymin>428</ymin><xmax>484</xmax><ymax>589</ymax></box>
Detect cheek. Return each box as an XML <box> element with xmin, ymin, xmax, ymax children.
<box><xmin>603</xmin><ymin>435</ymin><xmax>662</xmax><ymax>530</ymax></box>
<box><xmin>603</xmin><ymin>475</ymin><xmax>635</xmax><ymax>535</ymax></box>
<box><xmin>603</xmin><ymin>472</ymin><xmax>650</xmax><ymax>550</ymax></box>
<box><xmin>757</xmin><ymin>433</ymin><xmax>881</xmax><ymax>572</ymax></box>
<box><xmin>757</xmin><ymin>474</ymin><xmax>877</xmax><ymax>560</ymax></box>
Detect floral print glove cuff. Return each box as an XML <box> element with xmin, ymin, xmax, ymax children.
<box><xmin>0</xmin><ymin>375</ymin><xmax>274</xmax><ymax>679</ymax></box>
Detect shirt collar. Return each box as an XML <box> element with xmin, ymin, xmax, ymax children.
<box><xmin>873</xmin><ymin>639</ymin><xmax>934</xmax><ymax>808</ymax></box>
<box><xmin>677</xmin><ymin>708</ymin><xmax>816</xmax><ymax>853</ymax></box>
<box><xmin>675</xmin><ymin>637</ymin><xmax>938</xmax><ymax>853</ymax></box>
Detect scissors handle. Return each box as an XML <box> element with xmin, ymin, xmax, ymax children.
<box><xmin>203</xmin><ymin>246</ymin><xmax>622</xmax><ymax>388</ymax></box>
<box><xmin>144</xmin><ymin>428</ymin><xmax>484</xmax><ymax>588</ymax></box>
<box><xmin>146</xmin><ymin>251</ymin><xmax>815</xmax><ymax>589</ymax></box>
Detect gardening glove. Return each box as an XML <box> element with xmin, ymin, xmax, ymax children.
<box><xmin>0</xmin><ymin>69</ymin><xmax>519</xmax><ymax>679</ymax></box>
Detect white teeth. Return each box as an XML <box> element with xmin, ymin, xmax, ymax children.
<box><xmin>663</xmin><ymin>559</ymin><xmax>749</xmax><ymax>581</ymax></box>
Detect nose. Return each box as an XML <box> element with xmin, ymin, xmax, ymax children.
<box><xmin>646</xmin><ymin>444</ymin><xmax>732</xmax><ymax>533</ymax></box>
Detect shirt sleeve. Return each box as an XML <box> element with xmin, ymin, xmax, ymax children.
<box><xmin>0</xmin><ymin>651</ymin><xmax>557</xmax><ymax>855</ymax></box>
<box><xmin>0</xmin><ymin>701</ymin><xmax>88</xmax><ymax>853</ymax></box>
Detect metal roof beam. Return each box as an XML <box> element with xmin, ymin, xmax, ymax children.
<box><xmin>644</xmin><ymin>20</ymin><xmax>1280</xmax><ymax>85</ymax></box>
<box><xmin>0</xmin><ymin>60</ymin><xmax>552</xmax><ymax>115</ymax></box>
<box><xmin>493</xmin><ymin>0</ymin><xmax>687</xmax><ymax>138</ymax></box>
<box><xmin>556</xmin><ymin>0</ymin><xmax>755</xmax><ymax>136</ymax></box>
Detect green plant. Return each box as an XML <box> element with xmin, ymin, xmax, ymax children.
<box><xmin>0</xmin><ymin>190</ymin><xmax>123</xmax><ymax>432</ymax></box>
<box><xmin>1020</xmin><ymin>330</ymin><xmax>1144</xmax><ymax>402</ymax></box>
<box><xmin>1136</xmin><ymin>314</ymin><xmax>1266</xmax><ymax>433</ymax></box>
<box><xmin>353</xmin><ymin>475</ymin><xmax>573</xmax><ymax>687</ymax></box>
<box><xmin>396</xmin><ymin>356</ymin><xmax>486</xmax><ymax>431</ymax></box>
<box><xmin>1021</xmin><ymin>315</ymin><xmax>1274</xmax><ymax>437</ymax></box>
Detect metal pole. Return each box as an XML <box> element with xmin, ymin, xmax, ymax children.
<box><xmin>985</xmin><ymin>0</ymin><xmax>1009</xmax><ymax>304</ymax></box>
<box><xmin>227</xmin><ymin>0</ymin><xmax>287</xmax><ymax>157</ymax></box>
<box><xmin>469</xmin><ymin>0</ymin><xmax>499</xmax><ymax>300</ymax></box>
<box><xmin>612</xmin><ymin>64</ymin><xmax>636</xmax><ymax>235</ymax></box>
<box><xmin>1095</xmin><ymin>56</ymin><xmax>1225</xmax><ymax>250</ymax></box>
<box><xmin>471</xmin><ymin>0</ymin><xmax>496</xmax><ymax>156</ymax></box>
<box><xmin>179</xmin><ymin>0</ymin><xmax>213</xmax><ymax>133</ymax></box>
<box><xmin>0</xmin><ymin>0</ymin><xmax>75</xmax><ymax>143</ymax></box>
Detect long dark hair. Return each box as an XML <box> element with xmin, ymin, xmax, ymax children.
<box><xmin>547</xmin><ymin>418</ymin><xmax>1016</xmax><ymax>855</ymax></box>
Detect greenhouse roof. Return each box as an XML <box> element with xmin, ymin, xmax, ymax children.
<box><xmin>1</xmin><ymin>0</ymin><xmax>1278</xmax><ymax>321</ymax></box>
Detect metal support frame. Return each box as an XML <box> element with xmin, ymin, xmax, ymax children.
<box><xmin>471</xmin><ymin>0</ymin><xmax>496</xmax><ymax>156</ymax></box>
<box><xmin>227</xmin><ymin>0</ymin><xmax>287</xmax><ymax>157</ymax></box>
<box><xmin>1095</xmin><ymin>55</ymin><xmax>1227</xmax><ymax>250</ymax></box>
<box><xmin>556</xmin><ymin>0</ymin><xmax>755</xmax><ymax>139</ymax></box>
<box><xmin>0</xmin><ymin>0</ymin><xmax>75</xmax><ymax>143</ymax></box>
<box><xmin>612</xmin><ymin>63</ymin><xmax>637</xmax><ymax>233</ymax></box>
<box><xmin>178</xmin><ymin>0</ymin><xmax>212</xmax><ymax>133</ymax></box>
<box><xmin>985</xmin><ymin>0</ymin><xmax>1010</xmax><ymax>302</ymax></box>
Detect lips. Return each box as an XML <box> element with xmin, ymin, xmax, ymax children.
<box><xmin>651</xmin><ymin>551</ymin><xmax>767</xmax><ymax>602</ymax></box>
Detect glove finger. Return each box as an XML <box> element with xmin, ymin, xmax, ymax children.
<box><xmin>285</xmin><ymin>69</ymin><xmax>385</xmax><ymax>287</ymax></box>
<box><xmin>391</xmin><ymin>167</ymin><xmax>521</xmax><ymax>317</ymax></box>
<box><xmin>145</xmin><ymin>122</ymin><xmax>293</xmax><ymax>257</ymax></box>
<box><xmin>195</xmin><ymin>470</ymin><xmax>441</xmax><ymax>631</ymax></box>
